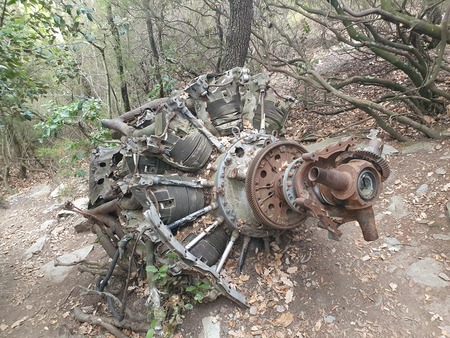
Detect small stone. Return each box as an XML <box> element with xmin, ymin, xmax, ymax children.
<box><xmin>432</xmin><ymin>234</ymin><xmax>450</xmax><ymax>241</ymax></box>
<box><xmin>439</xmin><ymin>272</ymin><xmax>450</xmax><ymax>282</ymax></box>
<box><xmin>41</xmin><ymin>245</ymin><xmax>93</xmax><ymax>283</ymax></box>
<box><xmin>436</xmin><ymin>168</ymin><xmax>447</xmax><ymax>175</ymax></box>
<box><xmin>24</xmin><ymin>235</ymin><xmax>49</xmax><ymax>258</ymax></box>
<box><xmin>51</xmin><ymin>226</ymin><xmax>65</xmax><ymax>236</ymax></box>
<box><xmin>406</xmin><ymin>258</ymin><xmax>448</xmax><ymax>287</ymax></box>
<box><xmin>40</xmin><ymin>220</ymin><xmax>57</xmax><ymax>232</ymax></box>
<box><xmin>276</xmin><ymin>305</ymin><xmax>286</xmax><ymax>313</ymax></box>
<box><xmin>81</xmin><ymin>305</ymin><xmax>94</xmax><ymax>314</ymax></box>
<box><xmin>29</xmin><ymin>184</ymin><xmax>51</xmax><ymax>198</ymax></box>
<box><xmin>249</xmin><ymin>306</ymin><xmax>258</xmax><ymax>315</ymax></box>
<box><xmin>11</xmin><ymin>316</ymin><xmax>28</xmax><ymax>329</ymax></box>
<box><xmin>201</xmin><ymin>316</ymin><xmax>220</xmax><ymax>338</ymax></box>
<box><xmin>387</xmin><ymin>196</ymin><xmax>409</xmax><ymax>218</ymax></box>
<box><xmin>72</xmin><ymin>197</ymin><xmax>89</xmax><ymax>210</ymax></box>
<box><xmin>441</xmin><ymin>325</ymin><xmax>450</xmax><ymax>337</ymax></box>
<box><xmin>416</xmin><ymin>184</ymin><xmax>429</xmax><ymax>195</ymax></box>
<box><xmin>402</xmin><ymin>142</ymin><xmax>434</xmax><ymax>154</ymax></box>
<box><xmin>382</xmin><ymin>144</ymin><xmax>399</xmax><ymax>156</ymax></box>
<box><xmin>50</xmin><ymin>184</ymin><xmax>67</xmax><ymax>198</ymax></box>
<box><xmin>384</xmin><ymin>237</ymin><xmax>401</xmax><ymax>251</ymax></box>
<box><xmin>57</xmin><ymin>209</ymin><xmax>75</xmax><ymax>217</ymax></box>
<box><xmin>326</xmin><ymin>315</ymin><xmax>336</xmax><ymax>324</ymax></box>
<box><xmin>0</xmin><ymin>323</ymin><xmax>9</xmax><ymax>331</ymax></box>
<box><xmin>361</xmin><ymin>255</ymin><xmax>371</xmax><ymax>261</ymax></box>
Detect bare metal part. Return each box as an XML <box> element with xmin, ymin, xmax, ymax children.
<box><xmin>259</xmin><ymin>90</ymin><xmax>266</xmax><ymax>134</ymax></box>
<box><xmin>185</xmin><ymin>217</ymin><xmax>224</xmax><ymax>250</ymax></box>
<box><xmin>215</xmin><ymin>229</ymin><xmax>239</xmax><ymax>273</ymax></box>
<box><xmin>238</xmin><ymin>236</ymin><xmax>251</xmax><ymax>273</ymax></box>
<box><xmin>143</xmin><ymin>207</ymin><xmax>248</xmax><ymax>307</ymax></box>
<box><xmin>166</xmin><ymin>97</ymin><xmax>225</xmax><ymax>153</ymax></box>
<box><xmin>89</xmin><ymin>147</ymin><xmax>123</xmax><ymax>206</ymax></box>
<box><xmin>167</xmin><ymin>203</ymin><xmax>217</xmax><ymax>231</ymax></box>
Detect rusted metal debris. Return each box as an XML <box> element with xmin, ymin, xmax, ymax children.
<box><xmin>76</xmin><ymin>67</ymin><xmax>390</xmax><ymax>318</ymax></box>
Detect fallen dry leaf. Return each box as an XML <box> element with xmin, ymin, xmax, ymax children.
<box><xmin>286</xmin><ymin>266</ymin><xmax>298</xmax><ymax>274</ymax></box>
<box><xmin>239</xmin><ymin>274</ymin><xmax>250</xmax><ymax>282</ymax></box>
<box><xmin>285</xmin><ymin>289</ymin><xmax>294</xmax><ymax>304</ymax></box>
<box><xmin>273</xmin><ymin>312</ymin><xmax>294</xmax><ymax>327</ymax></box>
<box><xmin>314</xmin><ymin>319</ymin><xmax>322</xmax><ymax>331</ymax></box>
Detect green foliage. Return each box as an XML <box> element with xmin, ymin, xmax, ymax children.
<box><xmin>145</xmin><ymin>319</ymin><xmax>160</xmax><ymax>338</ymax></box>
<box><xmin>35</xmin><ymin>97</ymin><xmax>104</xmax><ymax>141</ymax></box>
<box><xmin>301</xmin><ymin>19</ymin><xmax>311</xmax><ymax>33</ymax></box>
<box><xmin>185</xmin><ymin>280</ymin><xmax>211</xmax><ymax>303</ymax></box>
<box><xmin>34</xmin><ymin>97</ymin><xmax>110</xmax><ymax>177</ymax></box>
<box><xmin>146</xmin><ymin>264</ymin><xmax>170</xmax><ymax>286</ymax></box>
<box><xmin>35</xmin><ymin>138</ymin><xmax>89</xmax><ymax>177</ymax></box>
<box><xmin>148</xmin><ymin>75</ymin><xmax>177</xmax><ymax>99</ymax></box>
<box><xmin>0</xmin><ymin>0</ymin><xmax>79</xmax><ymax>120</ymax></box>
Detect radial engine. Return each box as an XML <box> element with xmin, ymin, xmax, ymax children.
<box><xmin>75</xmin><ymin>67</ymin><xmax>390</xmax><ymax>309</ymax></box>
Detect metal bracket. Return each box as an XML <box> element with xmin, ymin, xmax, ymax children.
<box><xmin>143</xmin><ymin>205</ymin><xmax>249</xmax><ymax>308</ymax></box>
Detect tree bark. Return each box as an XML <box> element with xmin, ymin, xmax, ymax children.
<box><xmin>142</xmin><ymin>0</ymin><xmax>163</xmax><ymax>98</ymax></box>
<box><xmin>221</xmin><ymin>0</ymin><xmax>253</xmax><ymax>70</ymax></box>
<box><xmin>106</xmin><ymin>1</ymin><xmax>131</xmax><ymax>112</ymax></box>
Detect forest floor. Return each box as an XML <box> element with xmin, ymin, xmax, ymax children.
<box><xmin>0</xmin><ymin>136</ymin><xmax>449</xmax><ymax>338</ymax></box>
<box><xmin>1</xmin><ymin>50</ymin><xmax>450</xmax><ymax>338</ymax></box>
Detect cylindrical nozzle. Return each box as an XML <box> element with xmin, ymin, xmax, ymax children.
<box><xmin>308</xmin><ymin>167</ymin><xmax>352</xmax><ymax>191</ymax></box>
<box><xmin>355</xmin><ymin>207</ymin><xmax>378</xmax><ymax>241</ymax></box>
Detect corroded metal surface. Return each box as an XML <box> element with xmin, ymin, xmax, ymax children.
<box><xmin>245</xmin><ymin>140</ymin><xmax>308</xmax><ymax>229</ymax></box>
<box><xmin>74</xmin><ymin>67</ymin><xmax>391</xmax><ymax>310</ymax></box>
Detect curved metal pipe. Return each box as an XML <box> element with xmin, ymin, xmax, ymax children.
<box><xmin>308</xmin><ymin>166</ymin><xmax>351</xmax><ymax>191</ymax></box>
<box><xmin>101</xmin><ymin>98</ymin><xmax>167</xmax><ymax>136</ymax></box>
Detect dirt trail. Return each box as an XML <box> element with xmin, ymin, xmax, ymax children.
<box><xmin>0</xmin><ymin>139</ymin><xmax>449</xmax><ymax>338</ymax></box>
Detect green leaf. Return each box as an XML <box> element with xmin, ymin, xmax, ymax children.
<box><xmin>186</xmin><ymin>285</ymin><xmax>197</xmax><ymax>292</ymax></box>
<box><xmin>194</xmin><ymin>292</ymin><xmax>204</xmax><ymax>301</ymax></box>
<box><xmin>146</xmin><ymin>328</ymin><xmax>154</xmax><ymax>338</ymax></box>
<box><xmin>146</xmin><ymin>265</ymin><xmax>158</xmax><ymax>273</ymax></box>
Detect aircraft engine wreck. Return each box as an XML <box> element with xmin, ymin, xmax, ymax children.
<box><xmin>73</xmin><ymin>67</ymin><xmax>390</xmax><ymax>327</ymax></box>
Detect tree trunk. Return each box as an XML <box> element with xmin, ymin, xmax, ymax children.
<box><xmin>142</xmin><ymin>0</ymin><xmax>163</xmax><ymax>98</ymax></box>
<box><xmin>107</xmin><ymin>1</ymin><xmax>131</xmax><ymax>112</ymax></box>
<box><xmin>221</xmin><ymin>0</ymin><xmax>253</xmax><ymax>70</ymax></box>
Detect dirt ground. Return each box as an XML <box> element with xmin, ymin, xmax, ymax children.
<box><xmin>0</xmin><ymin>136</ymin><xmax>449</xmax><ymax>338</ymax></box>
